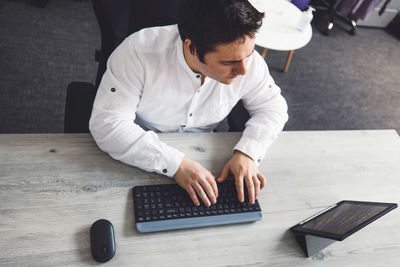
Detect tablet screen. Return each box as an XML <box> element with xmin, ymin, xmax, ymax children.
<box><xmin>292</xmin><ymin>201</ymin><xmax>397</xmax><ymax>240</ymax></box>
<box><xmin>301</xmin><ymin>202</ymin><xmax>388</xmax><ymax>235</ymax></box>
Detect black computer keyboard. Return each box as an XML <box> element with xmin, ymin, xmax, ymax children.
<box><xmin>133</xmin><ymin>180</ymin><xmax>262</xmax><ymax>233</ymax></box>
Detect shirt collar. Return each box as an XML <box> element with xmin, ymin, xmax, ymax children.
<box><xmin>176</xmin><ymin>38</ymin><xmax>202</xmax><ymax>79</ymax></box>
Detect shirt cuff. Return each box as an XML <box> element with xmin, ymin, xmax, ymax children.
<box><xmin>233</xmin><ymin>137</ymin><xmax>269</xmax><ymax>166</ymax></box>
<box><xmin>157</xmin><ymin>144</ymin><xmax>185</xmax><ymax>178</ymax></box>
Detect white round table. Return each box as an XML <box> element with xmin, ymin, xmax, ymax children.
<box><xmin>250</xmin><ymin>0</ymin><xmax>313</xmax><ymax>72</ymax></box>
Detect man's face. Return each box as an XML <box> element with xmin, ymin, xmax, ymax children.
<box><xmin>195</xmin><ymin>36</ymin><xmax>255</xmax><ymax>84</ymax></box>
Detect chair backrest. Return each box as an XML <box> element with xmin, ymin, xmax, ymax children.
<box><xmin>93</xmin><ymin>0</ymin><xmax>181</xmax><ymax>88</ymax></box>
<box><xmin>64</xmin><ymin>82</ymin><xmax>97</xmax><ymax>133</ymax></box>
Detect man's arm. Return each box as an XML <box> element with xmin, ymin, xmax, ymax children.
<box><xmin>218</xmin><ymin>52</ymin><xmax>288</xmax><ymax>203</ymax></box>
<box><xmin>89</xmin><ymin>38</ymin><xmax>217</xmax><ymax>206</ymax></box>
<box><xmin>89</xmin><ymin>38</ymin><xmax>184</xmax><ymax>177</ymax></box>
<box><xmin>234</xmin><ymin>53</ymin><xmax>288</xmax><ymax>163</ymax></box>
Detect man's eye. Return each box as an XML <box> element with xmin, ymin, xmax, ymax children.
<box><xmin>221</xmin><ymin>62</ymin><xmax>233</xmax><ymax>66</ymax></box>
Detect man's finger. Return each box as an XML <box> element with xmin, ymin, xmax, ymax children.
<box><xmin>235</xmin><ymin>175</ymin><xmax>244</xmax><ymax>202</ymax></box>
<box><xmin>257</xmin><ymin>172</ymin><xmax>266</xmax><ymax>189</ymax></box>
<box><xmin>186</xmin><ymin>186</ymin><xmax>200</xmax><ymax>206</ymax></box>
<box><xmin>193</xmin><ymin>182</ymin><xmax>211</xmax><ymax>207</ymax></box>
<box><xmin>199</xmin><ymin>178</ymin><xmax>217</xmax><ymax>204</ymax></box>
<box><xmin>252</xmin><ymin>175</ymin><xmax>260</xmax><ymax>199</ymax></box>
<box><xmin>245</xmin><ymin>175</ymin><xmax>255</xmax><ymax>204</ymax></box>
<box><xmin>206</xmin><ymin>175</ymin><xmax>219</xmax><ymax>199</ymax></box>
<box><xmin>217</xmin><ymin>164</ymin><xmax>229</xmax><ymax>183</ymax></box>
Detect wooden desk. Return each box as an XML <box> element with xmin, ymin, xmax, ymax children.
<box><xmin>1</xmin><ymin>130</ymin><xmax>399</xmax><ymax>266</ymax></box>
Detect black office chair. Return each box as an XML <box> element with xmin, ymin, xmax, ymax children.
<box><xmin>64</xmin><ymin>0</ymin><xmax>249</xmax><ymax>133</ymax></box>
<box><xmin>310</xmin><ymin>0</ymin><xmax>357</xmax><ymax>35</ymax></box>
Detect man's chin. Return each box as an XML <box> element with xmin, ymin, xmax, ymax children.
<box><xmin>220</xmin><ymin>77</ymin><xmax>236</xmax><ymax>85</ymax></box>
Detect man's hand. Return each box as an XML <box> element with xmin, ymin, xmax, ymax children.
<box><xmin>217</xmin><ymin>150</ymin><xmax>266</xmax><ymax>204</ymax></box>
<box><xmin>174</xmin><ymin>157</ymin><xmax>218</xmax><ymax>207</ymax></box>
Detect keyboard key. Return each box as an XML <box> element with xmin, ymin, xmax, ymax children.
<box><xmin>167</xmin><ymin>208</ymin><xmax>177</xmax><ymax>213</ymax></box>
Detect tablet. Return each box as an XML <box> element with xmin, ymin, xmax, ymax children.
<box><xmin>291</xmin><ymin>200</ymin><xmax>397</xmax><ymax>241</ymax></box>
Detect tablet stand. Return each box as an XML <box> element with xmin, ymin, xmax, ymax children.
<box><xmin>292</xmin><ymin>232</ymin><xmax>336</xmax><ymax>257</ymax></box>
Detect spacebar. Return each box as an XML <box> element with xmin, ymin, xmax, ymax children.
<box><xmin>136</xmin><ymin>212</ymin><xmax>262</xmax><ymax>233</ymax></box>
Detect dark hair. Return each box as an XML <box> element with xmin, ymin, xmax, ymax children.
<box><xmin>178</xmin><ymin>0</ymin><xmax>264</xmax><ymax>63</ymax></box>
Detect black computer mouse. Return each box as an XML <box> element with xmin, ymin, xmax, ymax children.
<box><xmin>90</xmin><ymin>219</ymin><xmax>116</xmax><ymax>263</ymax></box>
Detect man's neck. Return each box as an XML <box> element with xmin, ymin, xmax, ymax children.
<box><xmin>182</xmin><ymin>43</ymin><xmax>206</xmax><ymax>84</ymax></box>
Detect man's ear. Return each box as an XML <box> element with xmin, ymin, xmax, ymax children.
<box><xmin>184</xmin><ymin>39</ymin><xmax>196</xmax><ymax>56</ymax></box>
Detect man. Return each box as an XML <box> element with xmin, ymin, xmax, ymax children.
<box><xmin>89</xmin><ymin>0</ymin><xmax>288</xmax><ymax>207</ymax></box>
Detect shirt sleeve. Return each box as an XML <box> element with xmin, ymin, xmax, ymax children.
<box><xmin>89</xmin><ymin>38</ymin><xmax>185</xmax><ymax>177</ymax></box>
<box><xmin>233</xmin><ymin>52</ymin><xmax>289</xmax><ymax>165</ymax></box>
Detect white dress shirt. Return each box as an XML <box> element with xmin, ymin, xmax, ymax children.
<box><xmin>89</xmin><ymin>25</ymin><xmax>288</xmax><ymax>178</ymax></box>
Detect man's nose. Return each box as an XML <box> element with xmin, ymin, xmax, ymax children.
<box><xmin>234</xmin><ymin>61</ymin><xmax>247</xmax><ymax>76</ymax></box>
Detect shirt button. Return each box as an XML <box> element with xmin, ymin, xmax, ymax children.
<box><xmin>163</xmin><ymin>169</ymin><xmax>167</xmax><ymax>173</ymax></box>
<box><xmin>196</xmin><ymin>75</ymin><xmax>200</xmax><ymax>78</ymax></box>
<box><xmin>189</xmin><ymin>113</ymin><xmax>193</xmax><ymax>117</ymax></box>
<box><xmin>268</xmin><ymin>85</ymin><xmax>272</xmax><ymax>88</ymax></box>
<box><xmin>258</xmin><ymin>159</ymin><xmax>261</xmax><ymax>163</ymax></box>
<box><xmin>111</xmin><ymin>87</ymin><xmax>116</xmax><ymax>92</ymax></box>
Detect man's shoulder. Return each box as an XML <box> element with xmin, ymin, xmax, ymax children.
<box><xmin>126</xmin><ymin>24</ymin><xmax>180</xmax><ymax>54</ymax></box>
